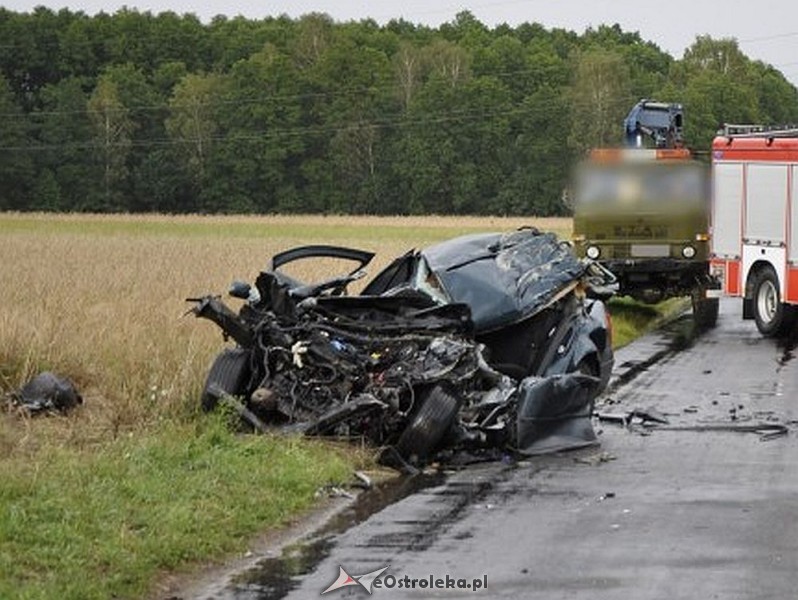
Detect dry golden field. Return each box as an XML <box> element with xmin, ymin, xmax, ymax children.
<box><xmin>0</xmin><ymin>212</ymin><xmax>572</xmax><ymax>455</ymax></box>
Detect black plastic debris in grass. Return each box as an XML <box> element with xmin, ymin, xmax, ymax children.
<box><xmin>8</xmin><ymin>372</ymin><xmax>83</xmax><ymax>414</ymax></box>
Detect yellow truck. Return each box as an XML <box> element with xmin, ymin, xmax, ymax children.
<box><xmin>571</xmin><ymin>100</ymin><xmax>720</xmax><ymax>328</ymax></box>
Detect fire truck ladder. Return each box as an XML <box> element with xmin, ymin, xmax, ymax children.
<box><xmin>721</xmin><ymin>124</ymin><xmax>798</xmax><ymax>138</ymax></box>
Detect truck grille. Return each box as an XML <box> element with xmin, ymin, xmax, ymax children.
<box><xmin>613</xmin><ymin>224</ymin><xmax>668</xmax><ymax>238</ymax></box>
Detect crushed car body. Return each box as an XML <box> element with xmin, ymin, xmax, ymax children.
<box><xmin>189</xmin><ymin>228</ymin><xmax>616</xmax><ymax>466</ymax></box>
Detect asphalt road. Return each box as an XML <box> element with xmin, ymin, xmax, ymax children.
<box><xmin>206</xmin><ymin>297</ymin><xmax>798</xmax><ymax>600</ymax></box>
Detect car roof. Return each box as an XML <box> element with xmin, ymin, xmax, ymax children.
<box><xmin>421</xmin><ymin>229</ymin><xmax>585</xmax><ymax>332</ymax></box>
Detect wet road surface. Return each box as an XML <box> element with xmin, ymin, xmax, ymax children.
<box><xmin>198</xmin><ymin>298</ymin><xmax>798</xmax><ymax>599</ymax></box>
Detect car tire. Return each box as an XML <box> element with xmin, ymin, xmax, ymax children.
<box><xmin>575</xmin><ymin>355</ymin><xmax>607</xmax><ymax>399</ymax></box>
<box><xmin>752</xmin><ymin>268</ymin><xmax>796</xmax><ymax>337</ymax></box>
<box><xmin>201</xmin><ymin>348</ymin><xmax>251</xmax><ymax>412</ymax></box>
<box><xmin>395</xmin><ymin>385</ymin><xmax>460</xmax><ymax>464</ymax></box>
<box><xmin>576</xmin><ymin>356</ymin><xmax>600</xmax><ymax>378</ymax></box>
<box><xmin>692</xmin><ymin>295</ymin><xmax>719</xmax><ymax>330</ymax></box>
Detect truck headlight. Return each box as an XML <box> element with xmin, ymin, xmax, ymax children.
<box><xmin>586</xmin><ymin>245</ymin><xmax>601</xmax><ymax>260</ymax></box>
<box><xmin>682</xmin><ymin>245</ymin><xmax>696</xmax><ymax>259</ymax></box>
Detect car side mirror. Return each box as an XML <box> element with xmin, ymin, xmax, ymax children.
<box><xmin>228</xmin><ymin>280</ymin><xmax>252</xmax><ymax>300</ymax></box>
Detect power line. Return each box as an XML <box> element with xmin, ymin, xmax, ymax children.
<box><xmin>0</xmin><ymin>40</ymin><xmax>793</xmax><ymax>122</ymax></box>
<box><xmin>3</xmin><ymin>53</ymin><xmax>794</xmax><ymax>124</ymax></box>
<box><xmin>372</xmin><ymin>0</ymin><xmax>543</xmax><ymax>21</ymax></box>
<box><xmin>738</xmin><ymin>31</ymin><xmax>798</xmax><ymax>44</ymax></box>
<box><xmin>0</xmin><ymin>102</ymin><xmax>573</xmax><ymax>152</ymax></box>
<box><xmin>0</xmin><ymin>64</ymin><xmax>577</xmax><ymax>120</ymax></box>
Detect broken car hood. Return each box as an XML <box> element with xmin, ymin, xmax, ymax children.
<box><xmin>422</xmin><ymin>229</ymin><xmax>586</xmax><ymax>333</ymax></box>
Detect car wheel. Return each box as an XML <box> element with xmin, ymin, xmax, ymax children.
<box><xmin>201</xmin><ymin>348</ymin><xmax>251</xmax><ymax>412</ymax></box>
<box><xmin>752</xmin><ymin>268</ymin><xmax>795</xmax><ymax>337</ymax></box>
<box><xmin>692</xmin><ymin>295</ymin><xmax>719</xmax><ymax>330</ymax></box>
<box><xmin>395</xmin><ymin>385</ymin><xmax>460</xmax><ymax>464</ymax></box>
<box><xmin>576</xmin><ymin>354</ymin><xmax>600</xmax><ymax>377</ymax></box>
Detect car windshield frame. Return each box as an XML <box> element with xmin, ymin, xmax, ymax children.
<box><xmin>412</xmin><ymin>257</ymin><xmax>451</xmax><ymax>305</ymax></box>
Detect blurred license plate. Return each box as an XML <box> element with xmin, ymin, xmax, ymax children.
<box><xmin>631</xmin><ymin>244</ymin><xmax>670</xmax><ymax>257</ymax></box>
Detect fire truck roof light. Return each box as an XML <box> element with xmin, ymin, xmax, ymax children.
<box><xmin>589</xmin><ymin>148</ymin><xmax>691</xmax><ymax>161</ymax></box>
<box><xmin>721</xmin><ymin>123</ymin><xmax>798</xmax><ymax>138</ymax></box>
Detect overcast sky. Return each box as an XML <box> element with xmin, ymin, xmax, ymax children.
<box><xmin>4</xmin><ymin>0</ymin><xmax>798</xmax><ymax>84</ymax></box>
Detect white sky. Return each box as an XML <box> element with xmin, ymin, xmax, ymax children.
<box><xmin>4</xmin><ymin>0</ymin><xmax>798</xmax><ymax>85</ymax></box>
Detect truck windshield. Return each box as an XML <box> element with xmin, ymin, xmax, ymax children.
<box><xmin>575</xmin><ymin>164</ymin><xmax>706</xmax><ymax>205</ymax></box>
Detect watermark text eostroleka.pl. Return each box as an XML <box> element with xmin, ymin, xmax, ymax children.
<box><xmin>322</xmin><ymin>565</ymin><xmax>488</xmax><ymax>595</ymax></box>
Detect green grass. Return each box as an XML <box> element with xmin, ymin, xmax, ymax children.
<box><xmin>0</xmin><ymin>416</ymin><xmax>352</xmax><ymax>600</ymax></box>
<box><xmin>609</xmin><ymin>296</ymin><xmax>689</xmax><ymax>348</ymax></box>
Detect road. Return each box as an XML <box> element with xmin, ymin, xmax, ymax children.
<box><xmin>200</xmin><ymin>298</ymin><xmax>798</xmax><ymax>599</ymax></box>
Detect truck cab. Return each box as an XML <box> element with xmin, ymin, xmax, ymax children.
<box><xmin>571</xmin><ymin>99</ymin><xmax>720</xmax><ymax>328</ymax></box>
<box><xmin>572</xmin><ymin>148</ymin><xmax>711</xmax><ymax>303</ymax></box>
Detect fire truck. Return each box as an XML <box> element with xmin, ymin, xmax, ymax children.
<box><xmin>710</xmin><ymin>125</ymin><xmax>798</xmax><ymax>336</ymax></box>
<box><xmin>572</xmin><ymin>100</ymin><xmax>720</xmax><ymax>328</ymax></box>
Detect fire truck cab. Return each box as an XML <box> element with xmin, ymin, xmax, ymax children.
<box><xmin>711</xmin><ymin>125</ymin><xmax>798</xmax><ymax>336</ymax></box>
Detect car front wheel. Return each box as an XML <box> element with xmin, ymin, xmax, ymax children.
<box><xmin>201</xmin><ymin>348</ymin><xmax>251</xmax><ymax>411</ymax></box>
<box><xmin>395</xmin><ymin>385</ymin><xmax>460</xmax><ymax>464</ymax></box>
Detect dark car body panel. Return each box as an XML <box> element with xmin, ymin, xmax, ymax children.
<box><xmin>424</xmin><ymin>230</ymin><xmax>585</xmax><ymax>332</ymax></box>
<box><xmin>271</xmin><ymin>244</ymin><xmax>375</xmax><ymax>272</ymax></box>
<box><xmin>362</xmin><ymin>229</ymin><xmax>612</xmax><ymax>384</ymax></box>
<box><xmin>364</xmin><ymin>229</ymin><xmax>587</xmax><ymax>334</ymax></box>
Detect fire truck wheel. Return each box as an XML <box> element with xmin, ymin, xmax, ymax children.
<box><xmin>752</xmin><ymin>268</ymin><xmax>796</xmax><ymax>337</ymax></box>
<box><xmin>692</xmin><ymin>296</ymin><xmax>719</xmax><ymax>330</ymax></box>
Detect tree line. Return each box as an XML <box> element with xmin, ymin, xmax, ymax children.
<box><xmin>1</xmin><ymin>8</ymin><xmax>797</xmax><ymax>215</ymax></box>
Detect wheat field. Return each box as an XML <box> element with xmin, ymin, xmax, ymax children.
<box><xmin>0</xmin><ymin>213</ymin><xmax>571</xmax><ymax>456</ymax></box>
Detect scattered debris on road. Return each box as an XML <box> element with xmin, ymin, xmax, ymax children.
<box><xmin>596</xmin><ymin>404</ymin><xmax>789</xmax><ymax>442</ymax></box>
<box><xmin>656</xmin><ymin>422</ymin><xmax>789</xmax><ymax>442</ymax></box>
<box><xmin>596</xmin><ymin>407</ymin><xmax>670</xmax><ymax>427</ymax></box>
<box><xmin>353</xmin><ymin>471</ymin><xmax>372</xmax><ymax>490</ymax></box>
<box><xmin>574</xmin><ymin>451</ymin><xmax>617</xmax><ymax>466</ymax></box>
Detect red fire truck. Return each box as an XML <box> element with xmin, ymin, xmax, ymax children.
<box><xmin>710</xmin><ymin>125</ymin><xmax>798</xmax><ymax>336</ymax></box>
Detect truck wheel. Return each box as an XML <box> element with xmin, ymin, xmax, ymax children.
<box><xmin>395</xmin><ymin>385</ymin><xmax>460</xmax><ymax>464</ymax></box>
<box><xmin>201</xmin><ymin>348</ymin><xmax>251</xmax><ymax>412</ymax></box>
<box><xmin>692</xmin><ymin>296</ymin><xmax>719</xmax><ymax>330</ymax></box>
<box><xmin>752</xmin><ymin>268</ymin><xmax>796</xmax><ymax>337</ymax></box>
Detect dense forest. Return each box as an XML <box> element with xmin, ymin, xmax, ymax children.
<box><xmin>1</xmin><ymin>9</ymin><xmax>797</xmax><ymax>215</ymax></box>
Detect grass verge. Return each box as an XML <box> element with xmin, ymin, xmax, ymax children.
<box><xmin>609</xmin><ymin>296</ymin><xmax>690</xmax><ymax>349</ymax></box>
<box><xmin>0</xmin><ymin>415</ymin><xmax>352</xmax><ymax>600</ymax></box>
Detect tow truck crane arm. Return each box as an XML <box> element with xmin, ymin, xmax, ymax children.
<box><xmin>624</xmin><ymin>99</ymin><xmax>684</xmax><ymax>149</ymax></box>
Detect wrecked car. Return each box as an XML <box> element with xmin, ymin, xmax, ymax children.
<box><xmin>188</xmin><ymin>228</ymin><xmax>616</xmax><ymax>465</ymax></box>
